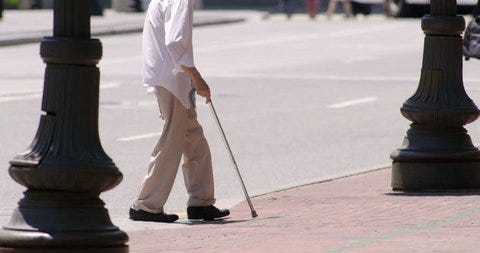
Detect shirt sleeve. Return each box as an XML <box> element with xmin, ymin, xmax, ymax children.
<box><xmin>165</xmin><ymin>0</ymin><xmax>195</xmax><ymax>70</ymax></box>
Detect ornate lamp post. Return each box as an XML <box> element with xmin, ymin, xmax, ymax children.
<box><xmin>391</xmin><ymin>0</ymin><xmax>480</xmax><ymax>190</ymax></box>
<box><xmin>0</xmin><ymin>1</ymin><xmax>128</xmax><ymax>252</ymax></box>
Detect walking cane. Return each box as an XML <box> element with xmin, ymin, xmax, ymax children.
<box><xmin>209</xmin><ymin>100</ymin><xmax>258</xmax><ymax>218</ymax></box>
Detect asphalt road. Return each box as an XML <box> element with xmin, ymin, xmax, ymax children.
<box><xmin>2</xmin><ymin>14</ymin><xmax>480</xmax><ymax>224</ymax></box>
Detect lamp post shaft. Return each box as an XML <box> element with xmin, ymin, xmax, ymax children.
<box><xmin>0</xmin><ymin>1</ymin><xmax>128</xmax><ymax>251</ymax></box>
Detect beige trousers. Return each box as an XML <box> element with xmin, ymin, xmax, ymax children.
<box><xmin>132</xmin><ymin>86</ymin><xmax>215</xmax><ymax>213</ymax></box>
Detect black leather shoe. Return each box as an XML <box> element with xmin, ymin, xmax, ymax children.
<box><xmin>129</xmin><ymin>208</ymin><xmax>179</xmax><ymax>223</ymax></box>
<box><xmin>187</xmin><ymin>205</ymin><xmax>230</xmax><ymax>220</ymax></box>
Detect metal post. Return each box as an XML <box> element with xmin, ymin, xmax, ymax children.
<box><xmin>391</xmin><ymin>0</ymin><xmax>480</xmax><ymax>190</ymax></box>
<box><xmin>0</xmin><ymin>0</ymin><xmax>128</xmax><ymax>252</ymax></box>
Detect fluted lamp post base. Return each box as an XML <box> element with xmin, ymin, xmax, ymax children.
<box><xmin>0</xmin><ymin>248</ymin><xmax>127</xmax><ymax>253</ymax></box>
<box><xmin>392</xmin><ymin>162</ymin><xmax>480</xmax><ymax>191</ymax></box>
<box><xmin>0</xmin><ymin>191</ymin><xmax>128</xmax><ymax>253</ymax></box>
<box><xmin>391</xmin><ymin>125</ymin><xmax>480</xmax><ymax>190</ymax></box>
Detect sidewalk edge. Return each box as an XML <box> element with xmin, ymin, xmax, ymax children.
<box><xmin>251</xmin><ymin>163</ymin><xmax>391</xmax><ymax>200</ymax></box>
<box><xmin>0</xmin><ymin>18</ymin><xmax>246</xmax><ymax>47</ymax></box>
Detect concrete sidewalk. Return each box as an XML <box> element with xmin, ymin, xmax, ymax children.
<box><xmin>0</xmin><ymin>9</ymin><xmax>267</xmax><ymax>46</ymax></box>
<box><xmin>125</xmin><ymin>168</ymin><xmax>480</xmax><ymax>253</ymax></box>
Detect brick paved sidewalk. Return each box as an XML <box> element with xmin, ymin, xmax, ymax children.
<box><xmin>126</xmin><ymin>169</ymin><xmax>480</xmax><ymax>253</ymax></box>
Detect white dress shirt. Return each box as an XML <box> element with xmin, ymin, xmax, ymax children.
<box><xmin>143</xmin><ymin>0</ymin><xmax>196</xmax><ymax>109</ymax></box>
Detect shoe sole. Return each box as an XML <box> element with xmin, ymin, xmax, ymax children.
<box><xmin>187</xmin><ymin>214</ymin><xmax>230</xmax><ymax>221</ymax></box>
<box><xmin>130</xmin><ymin>215</ymin><xmax>178</xmax><ymax>223</ymax></box>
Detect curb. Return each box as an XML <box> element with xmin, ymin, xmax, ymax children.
<box><xmin>252</xmin><ymin>164</ymin><xmax>391</xmax><ymax>199</ymax></box>
<box><xmin>0</xmin><ymin>18</ymin><xmax>246</xmax><ymax>47</ymax></box>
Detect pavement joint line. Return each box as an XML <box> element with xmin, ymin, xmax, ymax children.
<box><xmin>117</xmin><ymin>132</ymin><xmax>161</xmax><ymax>142</ymax></box>
<box><xmin>324</xmin><ymin>207</ymin><xmax>480</xmax><ymax>253</ymax></box>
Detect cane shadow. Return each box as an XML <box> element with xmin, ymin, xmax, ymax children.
<box><xmin>384</xmin><ymin>190</ymin><xmax>480</xmax><ymax>197</ymax></box>
<box><xmin>178</xmin><ymin>218</ymin><xmax>249</xmax><ymax>226</ymax></box>
<box><xmin>178</xmin><ymin>215</ymin><xmax>281</xmax><ymax>226</ymax></box>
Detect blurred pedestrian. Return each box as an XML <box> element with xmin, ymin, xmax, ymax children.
<box><xmin>129</xmin><ymin>0</ymin><xmax>230</xmax><ymax>223</ymax></box>
<box><xmin>130</xmin><ymin>0</ymin><xmax>143</xmax><ymax>12</ymax></box>
<box><xmin>90</xmin><ymin>0</ymin><xmax>104</xmax><ymax>16</ymax></box>
<box><xmin>279</xmin><ymin>0</ymin><xmax>297</xmax><ymax>19</ymax></box>
<box><xmin>29</xmin><ymin>0</ymin><xmax>41</xmax><ymax>9</ymax></box>
<box><xmin>305</xmin><ymin>0</ymin><xmax>321</xmax><ymax>19</ymax></box>
<box><xmin>0</xmin><ymin>0</ymin><xmax>3</xmax><ymax>20</ymax></box>
<box><xmin>326</xmin><ymin>0</ymin><xmax>353</xmax><ymax>19</ymax></box>
<box><xmin>463</xmin><ymin>0</ymin><xmax>480</xmax><ymax>60</ymax></box>
<box><xmin>194</xmin><ymin>0</ymin><xmax>202</xmax><ymax>9</ymax></box>
<box><xmin>382</xmin><ymin>0</ymin><xmax>394</xmax><ymax>17</ymax></box>
<box><xmin>351</xmin><ymin>2</ymin><xmax>371</xmax><ymax>17</ymax></box>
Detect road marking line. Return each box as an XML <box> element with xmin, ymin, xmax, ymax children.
<box><xmin>0</xmin><ymin>89</ymin><xmax>42</xmax><ymax>97</ymax></box>
<box><xmin>0</xmin><ymin>82</ymin><xmax>119</xmax><ymax>103</ymax></box>
<box><xmin>101</xmin><ymin>100</ymin><xmax>156</xmax><ymax>109</ymax></box>
<box><xmin>117</xmin><ymin>132</ymin><xmax>161</xmax><ymax>142</ymax></box>
<box><xmin>0</xmin><ymin>93</ymin><xmax>42</xmax><ymax>103</ymax></box>
<box><xmin>101</xmin><ymin>56</ymin><xmax>142</xmax><ymax>64</ymax></box>
<box><xmin>100</xmin><ymin>82</ymin><xmax>121</xmax><ymax>89</ymax></box>
<box><xmin>328</xmin><ymin>23</ymin><xmax>408</xmax><ymax>38</ymax></box>
<box><xmin>328</xmin><ymin>97</ymin><xmax>378</xmax><ymax>109</ymax></box>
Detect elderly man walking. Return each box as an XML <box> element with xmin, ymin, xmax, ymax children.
<box><xmin>129</xmin><ymin>0</ymin><xmax>230</xmax><ymax>223</ymax></box>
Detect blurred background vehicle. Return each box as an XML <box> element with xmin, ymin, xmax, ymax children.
<box><xmin>201</xmin><ymin>0</ymin><xmax>476</xmax><ymax>17</ymax></box>
<box><xmin>355</xmin><ymin>0</ymin><xmax>477</xmax><ymax>17</ymax></box>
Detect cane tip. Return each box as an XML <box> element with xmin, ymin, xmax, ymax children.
<box><xmin>251</xmin><ymin>210</ymin><xmax>258</xmax><ymax>218</ymax></box>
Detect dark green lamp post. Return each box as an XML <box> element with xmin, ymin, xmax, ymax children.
<box><xmin>0</xmin><ymin>0</ymin><xmax>128</xmax><ymax>252</ymax></box>
<box><xmin>391</xmin><ymin>0</ymin><xmax>480</xmax><ymax>190</ymax></box>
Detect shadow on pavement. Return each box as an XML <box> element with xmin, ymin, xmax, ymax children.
<box><xmin>384</xmin><ymin>191</ymin><xmax>480</xmax><ymax>197</ymax></box>
<box><xmin>178</xmin><ymin>215</ymin><xmax>281</xmax><ymax>225</ymax></box>
<box><xmin>180</xmin><ymin>218</ymin><xmax>250</xmax><ymax>226</ymax></box>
